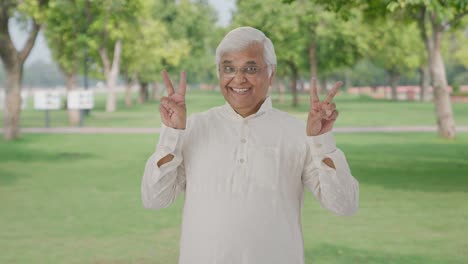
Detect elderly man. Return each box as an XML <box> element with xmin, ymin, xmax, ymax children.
<box><xmin>141</xmin><ymin>27</ymin><xmax>359</xmax><ymax>264</ymax></box>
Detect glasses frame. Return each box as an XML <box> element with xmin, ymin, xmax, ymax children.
<box><xmin>218</xmin><ymin>64</ymin><xmax>271</xmax><ymax>79</ymax></box>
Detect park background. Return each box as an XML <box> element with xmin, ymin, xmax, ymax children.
<box><xmin>1</xmin><ymin>0</ymin><xmax>468</xmax><ymax>263</ymax></box>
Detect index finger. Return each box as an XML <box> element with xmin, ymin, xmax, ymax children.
<box><xmin>310</xmin><ymin>78</ymin><xmax>319</xmax><ymax>105</ymax></box>
<box><xmin>178</xmin><ymin>71</ymin><xmax>186</xmax><ymax>96</ymax></box>
<box><xmin>161</xmin><ymin>70</ymin><xmax>175</xmax><ymax>95</ymax></box>
<box><xmin>324</xmin><ymin>81</ymin><xmax>343</xmax><ymax>103</ymax></box>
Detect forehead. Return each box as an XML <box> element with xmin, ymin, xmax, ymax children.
<box><xmin>220</xmin><ymin>43</ymin><xmax>264</xmax><ymax>65</ymax></box>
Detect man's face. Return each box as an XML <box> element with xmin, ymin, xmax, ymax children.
<box><xmin>218</xmin><ymin>43</ymin><xmax>274</xmax><ymax>117</ymax></box>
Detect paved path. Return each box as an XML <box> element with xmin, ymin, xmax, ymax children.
<box><xmin>4</xmin><ymin>126</ymin><xmax>468</xmax><ymax>134</ymax></box>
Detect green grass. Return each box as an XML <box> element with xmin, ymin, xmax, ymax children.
<box><xmin>1</xmin><ymin>133</ymin><xmax>468</xmax><ymax>263</ymax></box>
<box><xmin>4</xmin><ymin>90</ymin><xmax>468</xmax><ymax>128</ymax></box>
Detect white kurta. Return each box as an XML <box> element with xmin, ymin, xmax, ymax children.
<box><xmin>141</xmin><ymin>97</ymin><xmax>359</xmax><ymax>264</ymax></box>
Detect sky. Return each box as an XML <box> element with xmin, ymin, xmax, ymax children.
<box><xmin>9</xmin><ymin>0</ymin><xmax>235</xmax><ymax>66</ymax></box>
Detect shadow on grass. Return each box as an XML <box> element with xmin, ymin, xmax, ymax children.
<box><xmin>341</xmin><ymin>139</ymin><xmax>468</xmax><ymax>193</ymax></box>
<box><xmin>305</xmin><ymin>243</ymin><xmax>461</xmax><ymax>264</ymax></box>
<box><xmin>0</xmin><ymin>168</ymin><xmax>19</xmax><ymax>186</ymax></box>
<box><xmin>0</xmin><ymin>147</ymin><xmax>94</xmax><ymax>163</ymax></box>
<box><xmin>0</xmin><ymin>137</ymin><xmax>95</xmax><ymax>186</ymax></box>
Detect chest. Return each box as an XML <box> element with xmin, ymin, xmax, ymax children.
<box><xmin>183</xmin><ymin>120</ymin><xmax>306</xmax><ymax>194</ymax></box>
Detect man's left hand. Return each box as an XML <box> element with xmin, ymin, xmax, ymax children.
<box><xmin>307</xmin><ymin>79</ymin><xmax>342</xmax><ymax>136</ymax></box>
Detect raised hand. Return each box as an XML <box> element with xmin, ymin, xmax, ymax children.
<box><xmin>307</xmin><ymin>79</ymin><xmax>342</xmax><ymax>136</ymax></box>
<box><xmin>160</xmin><ymin>70</ymin><xmax>187</xmax><ymax>129</ymax></box>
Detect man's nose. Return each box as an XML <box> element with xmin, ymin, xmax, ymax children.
<box><xmin>231</xmin><ymin>69</ymin><xmax>247</xmax><ymax>84</ymax></box>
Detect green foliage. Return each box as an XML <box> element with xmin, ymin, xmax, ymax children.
<box><xmin>120</xmin><ymin>0</ymin><xmax>190</xmax><ymax>84</ymax></box>
<box><xmin>347</xmin><ymin>59</ymin><xmax>387</xmax><ymax>87</ymax></box>
<box><xmin>366</xmin><ymin>19</ymin><xmax>423</xmax><ymax>77</ymax></box>
<box><xmin>44</xmin><ymin>0</ymin><xmax>87</xmax><ymax>75</ymax></box>
<box><xmin>234</xmin><ymin>0</ymin><xmax>368</xmax><ymax>80</ymax></box>
<box><xmin>118</xmin><ymin>0</ymin><xmax>220</xmax><ymax>85</ymax></box>
<box><xmin>234</xmin><ymin>0</ymin><xmax>305</xmax><ymax>77</ymax></box>
<box><xmin>387</xmin><ymin>0</ymin><xmax>468</xmax><ymax>25</ymax></box>
<box><xmin>155</xmin><ymin>0</ymin><xmax>221</xmax><ymax>84</ymax></box>
<box><xmin>16</xmin><ymin>0</ymin><xmax>50</xmax><ymax>23</ymax></box>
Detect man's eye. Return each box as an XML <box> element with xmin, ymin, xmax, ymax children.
<box><xmin>244</xmin><ymin>67</ymin><xmax>258</xmax><ymax>74</ymax></box>
<box><xmin>223</xmin><ymin>66</ymin><xmax>235</xmax><ymax>73</ymax></box>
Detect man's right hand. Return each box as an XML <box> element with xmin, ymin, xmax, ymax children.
<box><xmin>160</xmin><ymin>70</ymin><xmax>187</xmax><ymax>129</ymax></box>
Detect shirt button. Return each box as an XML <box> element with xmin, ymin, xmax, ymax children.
<box><xmin>241</xmin><ymin>138</ymin><xmax>246</xmax><ymax>143</ymax></box>
<box><xmin>239</xmin><ymin>158</ymin><xmax>245</xmax><ymax>163</ymax></box>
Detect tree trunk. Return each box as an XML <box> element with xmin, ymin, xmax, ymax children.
<box><xmin>309</xmin><ymin>40</ymin><xmax>318</xmax><ymax>93</ymax></box>
<box><xmin>417</xmin><ymin>13</ymin><xmax>432</xmax><ymax>103</ymax></box>
<box><xmin>389</xmin><ymin>71</ymin><xmax>400</xmax><ymax>101</ymax></box>
<box><xmin>99</xmin><ymin>40</ymin><xmax>122</xmax><ymax>113</ymax></box>
<box><xmin>124</xmin><ymin>73</ymin><xmax>134</xmax><ymax>108</ymax></box>
<box><xmin>419</xmin><ymin>64</ymin><xmax>430</xmax><ymax>101</ymax></box>
<box><xmin>344</xmin><ymin>68</ymin><xmax>352</xmax><ymax>92</ymax></box>
<box><xmin>124</xmin><ymin>82</ymin><xmax>133</xmax><ymax>108</ymax></box>
<box><xmin>320</xmin><ymin>77</ymin><xmax>327</xmax><ymax>95</ymax></box>
<box><xmin>151</xmin><ymin>82</ymin><xmax>160</xmax><ymax>101</ymax></box>
<box><xmin>64</xmin><ymin>72</ymin><xmax>80</xmax><ymax>126</ymax></box>
<box><xmin>4</xmin><ymin>65</ymin><xmax>22</xmax><ymax>140</ymax></box>
<box><xmin>288</xmin><ymin>62</ymin><xmax>298</xmax><ymax>107</ymax></box>
<box><xmin>139</xmin><ymin>82</ymin><xmax>149</xmax><ymax>104</ymax></box>
<box><xmin>276</xmin><ymin>77</ymin><xmax>285</xmax><ymax>104</ymax></box>
<box><xmin>430</xmin><ymin>28</ymin><xmax>456</xmax><ymax>139</ymax></box>
<box><xmin>418</xmin><ymin>8</ymin><xmax>456</xmax><ymax>138</ymax></box>
<box><xmin>0</xmin><ymin>15</ymin><xmax>41</xmax><ymax>140</ymax></box>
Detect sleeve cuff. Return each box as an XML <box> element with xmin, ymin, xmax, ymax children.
<box><xmin>156</xmin><ymin>124</ymin><xmax>185</xmax><ymax>154</ymax></box>
<box><xmin>307</xmin><ymin>131</ymin><xmax>337</xmax><ymax>156</ymax></box>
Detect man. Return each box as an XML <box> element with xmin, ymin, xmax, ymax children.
<box><xmin>141</xmin><ymin>26</ymin><xmax>359</xmax><ymax>264</ymax></box>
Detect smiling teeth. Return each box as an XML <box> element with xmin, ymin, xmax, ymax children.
<box><xmin>232</xmin><ymin>88</ymin><xmax>249</xmax><ymax>93</ymax></box>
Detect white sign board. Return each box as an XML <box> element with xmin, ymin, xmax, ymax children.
<box><xmin>1</xmin><ymin>90</ymin><xmax>28</xmax><ymax>110</ymax></box>
<box><xmin>67</xmin><ymin>90</ymin><xmax>94</xmax><ymax>110</ymax></box>
<box><xmin>21</xmin><ymin>91</ymin><xmax>27</xmax><ymax>109</ymax></box>
<box><xmin>34</xmin><ymin>90</ymin><xmax>61</xmax><ymax>110</ymax></box>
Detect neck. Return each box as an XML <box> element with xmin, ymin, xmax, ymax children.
<box><xmin>234</xmin><ymin>98</ymin><xmax>266</xmax><ymax>118</ymax></box>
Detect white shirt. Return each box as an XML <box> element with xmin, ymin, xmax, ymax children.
<box><xmin>141</xmin><ymin>97</ymin><xmax>359</xmax><ymax>264</ymax></box>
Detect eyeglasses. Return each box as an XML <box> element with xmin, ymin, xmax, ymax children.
<box><xmin>219</xmin><ymin>65</ymin><xmax>268</xmax><ymax>78</ymax></box>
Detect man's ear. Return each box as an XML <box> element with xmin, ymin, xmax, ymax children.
<box><xmin>268</xmin><ymin>66</ymin><xmax>276</xmax><ymax>85</ymax></box>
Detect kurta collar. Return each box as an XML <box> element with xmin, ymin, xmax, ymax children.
<box><xmin>222</xmin><ymin>96</ymin><xmax>273</xmax><ymax>120</ymax></box>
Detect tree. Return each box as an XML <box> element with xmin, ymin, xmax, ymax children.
<box><xmin>165</xmin><ymin>0</ymin><xmax>220</xmax><ymax>85</ymax></box>
<box><xmin>120</xmin><ymin>0</ymin><xmax>190</xmax><ymax>105</ymax></box>
<box><xmin>286</xmin><ymin>0</ymin><xmax>467</xmax><ymax>138</ymax></box>
<box><xmin>86</xmin><ymin>0</ymin><xmax>142</xmax><ymax>112</ymax></box>
<box><xmin>386</xmin><ymin>0</ymin><xmax>468</xmax><ymax>138</ymax></box>
<box><xmin>234</xmin><ymin>0</ymin><xmax>367</xmax><ymax>106</ymax></box>
<box><xmin>0</xmin><ymin>0</ymin><xmax>49</xmax><ymax>140</ymax></box>
<box><xmin>44</xmin><ymin>0</ymin><xmax>87</xmax><ymax>125</ymax></box>
<box><xmin>366</xmin><ymin>19</ymin><xmax>422</xmax><ymax>100</ymax></box>
<box><xmin>234</xmin><ymin>0</ymin><xmax>307</xmax><ymax>106</ymax></box>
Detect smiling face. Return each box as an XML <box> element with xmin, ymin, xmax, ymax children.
<box><xmin>218</xmin><ymin>43</ymin><xmax>275</xmax><ymax>117</ymax></box>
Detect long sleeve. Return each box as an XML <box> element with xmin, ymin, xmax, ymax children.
<box><xmin>301</xmin><ymin>131</ymin><xmax>359</xmax><ymax>216</ymax></box>
<box><xmin>141</xmin><ymin>124</ymin><xmax>186</xmax><ymax>210</ymax></box>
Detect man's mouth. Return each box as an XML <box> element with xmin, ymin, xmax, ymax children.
<box><xmin>230</xmin><ymin>87</ymin><xmax>251</xmax><ymax>94</ymax></box>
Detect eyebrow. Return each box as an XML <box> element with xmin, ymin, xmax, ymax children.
<box><xmin>221</xmin><ymin>60</ymin><xmax>258</xmax><ymax>65</ymax></box>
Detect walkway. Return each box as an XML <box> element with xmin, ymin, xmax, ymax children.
<box><xmin>5</xmin><ymin>126</ymin><xmax>468</xmax><ymax>134</ymax></box>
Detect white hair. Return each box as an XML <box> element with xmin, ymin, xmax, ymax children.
<box><xmin>215</xmin><ymin>26</ymin><xmax>277</xmax><ymax>78</ymax></box>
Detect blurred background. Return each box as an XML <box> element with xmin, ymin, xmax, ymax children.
<box><xmin>1</xmin><ymin>0</ymin><xmax>467</xmax><ymax>263</ymax></box>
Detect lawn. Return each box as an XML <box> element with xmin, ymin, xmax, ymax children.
<box><xmin>1</xmin><ymin>133</ymin><xmax>467</xmax><ymax>263</ymax></box>
<box><xmin>4</xmin><ymin>89</ymin><xmax>468</xmax><ymax>128</ymax></box>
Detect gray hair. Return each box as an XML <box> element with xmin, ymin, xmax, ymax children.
<box><xmin>215</xmin><ymin>26</ymin><xmax>277</xmax><ymax>78</ymax></box>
